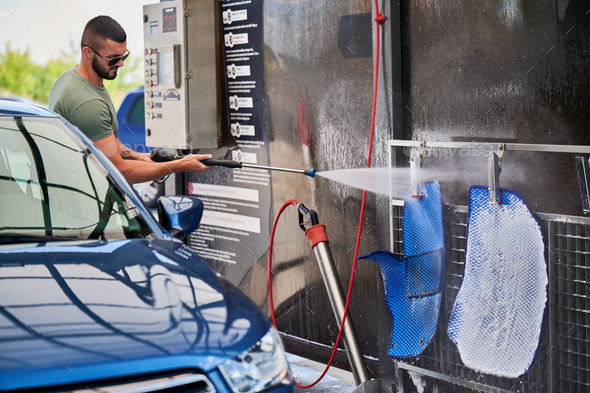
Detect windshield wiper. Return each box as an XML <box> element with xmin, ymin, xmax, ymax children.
<box><xmin>0</xmin><ymin>234</ymin><xmax>81</xmax><ymax>244</ymax></box>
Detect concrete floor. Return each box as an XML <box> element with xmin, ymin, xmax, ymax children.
<box><xmin>286</xmin><ymin>353</ymin><xmax>356</xmax><ymax>393</ymax></box>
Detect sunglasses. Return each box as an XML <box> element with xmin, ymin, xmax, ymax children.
<box><xmin>84</xmin><ymin>45</ymin><xmax>130</xmax><ymax>66</ymax></box>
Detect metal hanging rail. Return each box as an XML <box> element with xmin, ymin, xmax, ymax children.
<box><xmin>388</xmin><ymin>140</ymin><xmax>590</xmax><ymax>154</ymax></box>
<box><xmin>388</xmin><ymin>139</ymin><xmax>590</xmax><ymax>208</ymax></box>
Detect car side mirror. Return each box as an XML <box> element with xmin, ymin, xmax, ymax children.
<box><xmin>157</xmin><ymin>196</ymin><xmax>204</xmax><ymax>237</ymax></box>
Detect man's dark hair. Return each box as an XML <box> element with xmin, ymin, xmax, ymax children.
<box><xmin>81</xmin><ymin>16</ymin><xmax>126</xmax><ymax>50</ymax></box>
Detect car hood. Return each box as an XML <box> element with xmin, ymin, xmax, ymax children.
<box><xmin>0</xmin><ymin>238</ymin><xmax>270</xmax><ymax>390</ymax></box>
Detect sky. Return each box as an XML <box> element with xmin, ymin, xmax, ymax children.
<box><xmin>1</xmin><ymin>0</ymin><xmax>156</xmax><ymax>67</ymax></box>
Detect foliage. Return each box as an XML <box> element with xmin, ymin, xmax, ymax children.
<box><xmin>0</xmin><ymin>43</ymin><xmax>39</xmax><ymax>99</ymax></box>
<box><xmin>0</xmin><ymin>42</ymin><xmax>142</xmax><ymax>108</ymax></box>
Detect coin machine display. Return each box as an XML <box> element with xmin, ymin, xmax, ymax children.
<box><xmin>143</xmin><ymin>0</ymin><xmax>220</xmax><ymax>149</ymax></box>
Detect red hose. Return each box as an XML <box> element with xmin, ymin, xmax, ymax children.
<box><xmin>268</xmin><ymin>199</ymin><xmax>298</xmax><ymax>329</ymax></box>
<box><xmin>269</xmin><ymin>1</ymin><xmax>383</xmax><ymax>388</ymax></box>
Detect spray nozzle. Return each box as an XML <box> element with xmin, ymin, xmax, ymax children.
<box><xmin>304</xmin><ymin>168</ymin><xmax>316</xmax><ymax>178</ymax></box>
<box><xmin>297</xmin><ymin>203</ymin><xmax>320</xmax><ymax>231</ymax></box>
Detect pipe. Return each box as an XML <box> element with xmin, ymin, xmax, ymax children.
<box><xmin>236</xmin><ymin>162</ymin><xmax>315</xmax><ymax>178</ymax></box>
<box><xmin>199</xmin><ymin>158</ymin><xmax>315</xmax><ymax>178</ymax></box>
<box><xmin>304</xmin><ymin>224</ymin><xmax>370</xmax><ymax>385</ymax></box>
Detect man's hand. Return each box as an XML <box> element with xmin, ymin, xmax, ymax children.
<box><xmin>177</xmin><ymin>154</ymin><xmax>212</xmax><ymax>172</ymax></box>
<box><xmin>137</xmin><ymin>152</ymin><xmax>154</xmax><ymax>162</ymax></box>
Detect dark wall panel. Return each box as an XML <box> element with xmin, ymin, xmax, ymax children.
<box><xmin>202</xmin><ymin>0</ymin><xmax>590</xmax><ymax>383</ymax></box>
<box><xmin>401</xmin><ymin>0</ymin><xmax>590</xmax><ymax>214</ymax></box>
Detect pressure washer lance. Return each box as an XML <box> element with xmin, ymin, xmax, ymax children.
<box><xmin>150</xmin><ymin>149</ymin><xmax>316</xmax><ymax>178</ymax></box>
<box><xmin>296</xmin><ymin>203</ymin><xmax>370</xmax><ymax>385</ymax></box>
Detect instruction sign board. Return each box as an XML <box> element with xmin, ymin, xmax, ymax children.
<box><xmin>187</xmin><ymin>0</ymin><xmax>270</xmax><ymax>286</ymax></box>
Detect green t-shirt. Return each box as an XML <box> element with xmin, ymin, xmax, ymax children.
<box><xmin>49</xmin><ymin>67</ymin><xmax>118</xmax><ymax>141</ymax></box>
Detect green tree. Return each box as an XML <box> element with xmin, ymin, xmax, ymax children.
<box><xmin>0</xmin><ymin>41</ymin><xmax>142</xmax><ymax>108</ymax></box>
<box><xmin>0</xmin><ymin>43</ymin><xmax>39</xmax><ymax>98</ymax></box>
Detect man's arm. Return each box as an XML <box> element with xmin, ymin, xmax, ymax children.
<box><xmin>117</xmin><ymin>139</ymin><xmax>152</xmax><ymax>162</ymax></box>
<box><xmin>94</xmin><ymin>134</ymin><xmax>210</xmax><ymax>183</ymax></box>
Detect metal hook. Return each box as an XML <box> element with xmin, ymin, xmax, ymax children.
<box><xmin>575</xmin><ymin>156</ymin><xmax>590</xmax><ymax>214</ymax></box>
<box><xmin>410</xmin><ymin>141</ymin><xmax>425</xmax><ymax>198</ymax></box>
<box><xmin>488</xmin><ymin>143</ymin><xmax>504</xmax><ymax>204</ymax></box>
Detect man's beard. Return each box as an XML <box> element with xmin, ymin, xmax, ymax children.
<box><xmin>92</xmin><ymin>55</ymin><xmax>119</xmax><ymax>80</ymax></box>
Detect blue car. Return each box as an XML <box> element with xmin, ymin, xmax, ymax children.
<box><xmin>116</xmin><ymin>87</ymin><xmax>164</xmax><ymax>208</ymax></box>
<box><xmin>0</xmin><ymin>100</ymin><xmax>294</xmax><ymax>393</ymax></box>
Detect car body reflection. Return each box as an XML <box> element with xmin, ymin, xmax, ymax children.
<box><xmin>0</xmin><ymin>238</ymin><xmax>265</xmax><ymax>389</ymax></box>
<box><xmin>0</xmin><ymin>100</ymin><xmax>293</xmax><ymax>393</ymax></box>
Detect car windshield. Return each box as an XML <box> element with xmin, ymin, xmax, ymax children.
<box><xmin>0</xmin><ymin>117</ymin><xmax>154</xmax><ymax>242</ymax></box>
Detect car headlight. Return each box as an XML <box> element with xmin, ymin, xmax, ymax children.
<box><xmin>219</xmin><ymin>327</ymin><xmax>290</xmax><ymax>392</ymax></box>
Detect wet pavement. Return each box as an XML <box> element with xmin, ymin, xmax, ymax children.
<box><xmin>286</xmin><ymin>353</ymin><xmax>356</xmax><ymax>393</ymax></box>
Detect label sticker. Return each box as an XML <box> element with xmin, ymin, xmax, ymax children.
<box><xmin>163</xmin><ymin>89</ymin><xmax>181</xmax><ymax>101</ymax></box>
<box><xmin>201</xmin><ymin>210</ymin><xmax>261</xmax><ymax>234</ymax></box>
<box><xmin>232</xmin><ymin>149</ymin><xmax>257</xmax><ymax>163</ymax></box>
<box><xmin>223</xmin><ymin>9</ymin><xmax>248</xmax><ymax>25</ymax></box>
<box><xmin>188</xmin><ymin>183</ymin><xmax>259</xmax><ymax>202</ymax></box>
<box><xmin>227</xmin><ymin>64</ymin><xmax>251</xmax><ymax>79</ymax></box>
<box><xmin>224</xmin><ymin>32</ymin><xmax>249</xmax><ymax>48</ymax></box>
<box><xmin>231</xmin><ymin>123</ymin><xmax>255</xmax><ymax>137</ymax></box>
<box><xmin>229</xmin><ymin>95</ymin><xmax>253</xmax><ymax>110</ymax></box>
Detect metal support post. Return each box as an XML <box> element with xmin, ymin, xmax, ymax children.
<box><xmin>311</xmin><ymin>240</ymin><xmax>371</xmax><ymax>385</ymax></box>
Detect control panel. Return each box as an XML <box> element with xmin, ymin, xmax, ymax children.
<box><xmin>143</xmin><ymin>0</ymin><xmax>220</xmax><ymax>150</ymax></box>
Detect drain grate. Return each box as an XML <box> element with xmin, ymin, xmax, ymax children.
<box><xmin>392</xmin><ymin>205</ymin><xmax>590</xmax><ymax>393</ymax></box>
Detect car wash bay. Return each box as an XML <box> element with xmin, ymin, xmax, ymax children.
<box><xmin>169</xmin><ymin>1</ymin><xmax>590</xmax><ymax>392</ymax></box>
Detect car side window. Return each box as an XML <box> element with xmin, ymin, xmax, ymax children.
<box><xmin>0</xmin><ymin>123</ymin><xmax>45</xmax><ymax>230</ymax></box>
<box><xmin>127</xmin><ymin>95</ymin><xmax>145</xmax><ymax>125</ymax></box>
<box><xmin>0</xmin><ymin>117</ymin><xmax>154</xmax><ymax>240</ymax></box>
<box><xmin>0</xmin><ymin>125</ymin><xmax>41</xmax><ymax>198</ymax></box>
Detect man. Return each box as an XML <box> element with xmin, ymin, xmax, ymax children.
<box><xmin>49</xmin><ymin>16</ymin><xmax>210</xmax><ymax>183</ymax></box>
